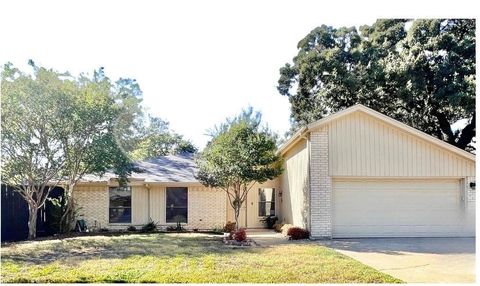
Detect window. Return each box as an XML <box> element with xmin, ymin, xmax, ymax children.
<box><xmin>109</xmin><ymin>186</ymin><xmax>132</xmax><ymax>223</ymax></box>
<box><xmin>258</xmin><ymin>188</ymin><xmax>275</xmax><ymax>217</ymax></box>
<box><xmin>166</xmin><ymin>187</ymin><xmax>188</xmax><ymax>223</ymax></box>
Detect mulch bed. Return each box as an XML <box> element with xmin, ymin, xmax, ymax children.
<box><xmin>222</xmin><ymin>237</ymin><xmax>258</xmax><ymax>247</ymax></box>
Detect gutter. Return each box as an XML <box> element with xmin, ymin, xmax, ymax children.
<box><xmin>276</xmin><ymin>126</ymin><xmax>309</xmax><ymax>156</ymax></box>
<box><xmin>145</xmin><ymin>183</ymin><xmax>151</xmax><ymax>220</ymax></box>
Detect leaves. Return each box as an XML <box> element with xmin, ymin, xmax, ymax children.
<box><xmin>278</xmin><ymin>19</ymin><xmax>475</xmax><ymax>151</ymax></box>
<box><xmin>196</xmin><ymin>109</ymin><xmax>283</xmax><ymax>227</ymax></box>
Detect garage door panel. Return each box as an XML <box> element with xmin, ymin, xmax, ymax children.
<box><xmin>333</xmin><ymin>179</ymin><xmax>471</xmax><ymax>237</ymax></box>
<box><xmin>336</xmin><ymin>190</ymin><xmax>459</xmax><ymax>206</ymax></box>
<box><xmin>334</xmin><ymin>225</ymin><xmax>465</xmax><ymax>238</ymax></box>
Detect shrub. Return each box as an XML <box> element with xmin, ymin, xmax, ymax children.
<box><xmin>99</xmin><ymin>227</ymin><xmax>109</xmax><ymax>232</ymax></box>
<box><xmin>280</xmin><ymin>224</ymin><xmax>294</xmax><ymax>235</ymax></box>
<box><xmin>224</xmin><ymin>221</ymin><xmax>236</xmax><ymax>233</ymax></box>
<box><xmin>141</xmin><ymin>220</ymin><xmax>157</xmax><ymax>233</ymax></box>
<box><xmin>166</xmin><ymin>222</ymin><xmax>185</xmax><ymax>232</ymax></box>
<box><xmin>287</xmin><ymin>227</ymin><xmax>310</xmax><ymax>240</ymax></box>
<box><xmin>264</xmin><ymin>216</ymin><xmax>278</xmax><ymax>229</ymax></box>
<box><xmin>273</xmin><ymin>223</ymin><xmax>284</xmax><ymax>233</ymax></box>
<box><xmin>126</xmin><ymin>225</ymin><xmax>137</xmax><ymax>232</ymax></box>
<box><xmin>233</xmin><ymin>228</ymin><xmax>247</xmax><ymax>242</ymax></box>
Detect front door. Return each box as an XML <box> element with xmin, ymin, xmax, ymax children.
<box><xmin>227</xmin><ymin>187</ymin><xmax>277</xmax><ymax>228</ymax></box>
<box><xmin>247</xmin><ymin>187</ymin><xmax>276</xmax><ymax>228</ymax></box>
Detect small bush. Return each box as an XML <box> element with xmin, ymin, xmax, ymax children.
<box><xmin>141</xmin><ymin>221</ymin><xmax>157</xmax><ymax>233</ymax></box>
<box><xmin>166</xmin><ymin>222</ymin><xmax>185</xmax><ymax>232</ymax></box>
<box><xmin>126</xmin><ymin>225</ymin><xmax>137</xmax><ymax>232</ymax></box>
<box><xmin>264</xmin><ymin>216</ymin><xmax>278</xmax><ymax>229</ymax></box>
<box><xmin>273</xmin><ymin>223</ymin><xmax>284</xmax><ymax>233</ymax></box>
<box><xmin>287</xmin><ymin>227</ymin><xmax>310</xmax><ymax>240</ymax></box>
<box><xmin>280</xmin><ymin>224</ymin><xmax>294</xmax><ymax>235</ymax></box>
<box><xmin>233</xmin><ymin>228</ymin><xmax>247</xmax><ymax>242</ymax></box>
<box><xmin>99</xmin><ymin>228</ymin><xmax>109</xmax><ymax>232</ymax></box>
<box><xmin>224</xmin><ymin>221</ymin><xmax>236</xmax><ymax>233</ymax></box>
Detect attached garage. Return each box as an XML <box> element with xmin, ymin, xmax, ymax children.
<box><xmin>278</xmin><ymin>104</ymin><xmax>475</xmax><ymax>239</ymax></box>
<box><xmin>333</xmin><ymin>179</ymin><xmax>473</xmax><ymax>238</ymax></box>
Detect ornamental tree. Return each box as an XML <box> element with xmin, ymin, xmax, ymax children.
<box><xmin>196</xmin><ymin>109</ymin><xmax>283</xmax><ymax>229</ymax></box>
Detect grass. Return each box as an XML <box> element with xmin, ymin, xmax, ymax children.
<box><xmin>1</xmin><ymin>233</ymin><xmax>402</xmax><ymax>283</ymax></box>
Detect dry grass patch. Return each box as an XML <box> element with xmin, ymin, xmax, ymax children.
<box><xmin>1</xmin><ymin>233</ymin><xmax>402</xmax><ymax>283</ymax></box>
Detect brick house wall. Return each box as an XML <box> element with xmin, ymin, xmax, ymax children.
<box><xmin>73</xmin><ymin>185</ymin><xmax>109</xmax><ymax>229</ymax></box>
<box><xmin>309</xmin><ymin>129</ymin><xmax>332</xmax><ymax>238</ymax></box>
<box><xmin>74</xmin><ymin>184</ymin><xmax>227</xmax><ymax>230</ymax></box>
<box><xmin>188</xmin><ymin>186</ymin><xmax>226</xmax><ymax>229</ymax></box>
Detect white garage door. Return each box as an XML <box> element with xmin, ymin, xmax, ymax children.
<box><xmin>333</xmin><ymin>179</ymin><xmax>473</xmax><ymax>238</ymax></box>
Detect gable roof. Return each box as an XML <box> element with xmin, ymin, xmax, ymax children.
<box><xmin>80</xmin><ymin>153</ymin><xmax>199</xmax><ymax>183</ymax></box>
<box><xmin>278</xmin><ymin>104</ymin><xmax>475</xmax><ymax>161</ymax></box>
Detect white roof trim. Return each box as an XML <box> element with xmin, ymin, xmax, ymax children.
<box><xmin>276</xmin><ymin>126</ymin><xmax>307</xmax><ymax>155</ymax></box>
<box><xmin>279</xmin><ymin>104</ymin><xmax>475</xmax><ymax>161</ymax></box>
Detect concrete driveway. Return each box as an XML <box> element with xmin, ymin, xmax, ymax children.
<box><xmin>321</xmin><ymin>238</ymin><xmax>475</xmax><ymax>283</ymax></box>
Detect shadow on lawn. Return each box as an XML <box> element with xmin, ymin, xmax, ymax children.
<box><xmin>1</xmin><ymin>233</ymin><xmax>258</xmax><ymax>265</ymax></box>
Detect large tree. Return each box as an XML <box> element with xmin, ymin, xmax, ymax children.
<box><xmin>1</xmin><ymin>61</ymin><xmax>198</xmax><ymax>237</ymax></box>
<box><xmin>1</xmin><ymin>63</ymin><xmax>69</xmax><ymax>239</ymax></box>
<box><xmin>56</xmin><ymin>67</ymin><xmax>142</xmax><ymax>232</ymax></box>
<box><xmin>1</xmin><ymin>63</ymin><xmax>140</xmax><ymax>237</ymax></box>
<box><xmin>196</xmin><ymin>109</ymin><xmax>283</xmax><ymax>229</ymax></box>
<box><xmin>278</xmin><ymin>19</ymin><xmax>475</xmax><ymax>151</ymax></box>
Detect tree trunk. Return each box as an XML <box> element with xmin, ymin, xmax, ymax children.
<box><xmin>433</xmin><ymin>111</ymin><xmax>456</xmax><ymax>144</ymax></box>
<box><xmin>456</xmin><ymin>112</ymin><xmax>476</xmax><ymax>150</ymax></box>
<box><xmin>27</xmin><ymin>204</ymin><xmax>38</xmax><ymax>239</ymax></box>
<box><xmin>233</xmin><ymin>205</ymin><xmax>240</xmax><ymax>230</ymax></box>
<box><xmin>60</xmin><ymin>184</ymin><xmax>75</xmax><ymax>233</ymax></box>
<box><xmin>434</xmin><ymin>111</ymin><xmax>475</xmax><ymax>151</ymax></box>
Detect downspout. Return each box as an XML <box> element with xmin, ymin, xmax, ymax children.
<box><xmin>145</xmin><ymin>183</ymin><xmax>151</xmax><ymax>221</ymax></box>
<box><xmin>302</xmin><ymin>132</ymin><xmax>311</xmax><ymax>232</ymax></box>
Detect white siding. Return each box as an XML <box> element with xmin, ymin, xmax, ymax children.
<box><xmin>326</xmin><ymin>111</ymin><xmax>475</xmax><ymax>177</ymax></box>
<box><xmin>279</xmin><ymin>138</ymin><xmax>310</xmax><ymax>228</ymax></box>
<box><xmin>132</xmin><ymin>186</ymin><xmax>149</xmax><ymax>225</ymax></box>
<box><xmin>149</xmin><ymin>186</ymin><xmax>166</xmax><ymax>224</ymax></box>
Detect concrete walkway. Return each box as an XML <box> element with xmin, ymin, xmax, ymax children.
<box><xmin>320</xmin><ymin>238</ymin><xmax>475</xmax><ymax>283</ymax></box>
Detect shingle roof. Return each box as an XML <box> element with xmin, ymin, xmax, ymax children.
<box><xmin>80</xmin><ymin>153</ymin><xmax>199</xmax><ymax>183</ymax></box>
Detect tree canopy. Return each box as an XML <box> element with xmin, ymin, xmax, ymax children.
<box><xmin>131</xmin><ymin>115</ymin><xmax>197</xmax><ymax>161</ymax></box>
<box><xmin>1</xmin><ymin>62</ymin><xmax>197</xmax><ymax>236</ymax></box>
<box><xmin>278</xmin><ymin>19</ymin><xmax>475</xmax><ymax>151</ymax></box>
<box><xmin>196</xmin><ymin>108</ymin><xmax>283</xmax><ymax>228</ymax></box>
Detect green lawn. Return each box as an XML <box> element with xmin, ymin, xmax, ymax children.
<box><xmin>1</xmin><ymin>233</ymin><xmax>402</xmax><ymax>283</ymax></box>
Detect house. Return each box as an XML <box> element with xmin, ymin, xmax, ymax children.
<box><xmin>74</xmin><ymin>104</ymin><xmax>475</xmax><ymax>238</ymax></box>
<box><xmin>75</xmin><ymin>154</ymin><xmax>279</xmax><ymax>230</ymax></box>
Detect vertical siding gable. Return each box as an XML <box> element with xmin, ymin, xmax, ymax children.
<box><xmin>326</xmin><ymin>111</ymin><xmax>475</xmax><ymax>177</ymax></box>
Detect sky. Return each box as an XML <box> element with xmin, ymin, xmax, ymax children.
<box><xmin>0</xmin><ymin>0</ymin><xmax>477</xmax><ymax>149</ymax></box>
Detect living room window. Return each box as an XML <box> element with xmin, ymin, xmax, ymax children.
<box><xmin>109</xmin><ymin>186</ymin><xmax>132</xmax><ymax>223</ymax></box>
<box><xmin>258</xmin><ymin>188</ymin><xmax>275</xmax><ymax>217</ymax></box>
<box><xmin>166</xmin><ymin>187</ymin><xmax>188</xmax><ymax>223</ymax></box>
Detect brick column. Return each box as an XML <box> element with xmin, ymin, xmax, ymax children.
<box><xmin>465</xmin><ymin>177</ymin><xmax>476</xmax><ymax>210</ymax></box>
<box><xmin>309</xmin><ymin>130</ymin><xmax>332</xmax><ymax>238</ymax></box>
